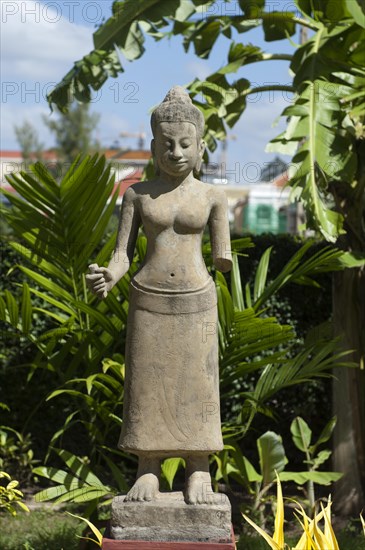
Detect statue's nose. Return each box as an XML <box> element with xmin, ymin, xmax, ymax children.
<box><xmin>170</xmin><ymin>146</ymin><xmax>183</xmax><ymax>159</ymax></box>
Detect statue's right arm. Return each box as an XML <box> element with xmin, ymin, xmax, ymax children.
<box><xmin>86</xmin><ymin>186</ymin><xmax>141</xmax><ymax>298</ymax></box>
<box><xmin>107</xmin><ymin>186</ymin><xmax>141</xmax><ymax>283</ymax></box>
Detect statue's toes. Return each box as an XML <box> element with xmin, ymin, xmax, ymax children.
<box><xmin>125</xmin><ymin>486</ymin><xmax>138</xmax><ymax>501</ymax></box>
<box><xmin>126</xmin><ymin>481</ymin><xmax>157</xmax><ymax>502</ymax></box>
<box><xmin>206</xmin><ymin>493</ymin><xmax>215</xmax><ymax>504</ymax></box>
<box><xmin>184</xmin><ymin>490</ymin><xmax>197</xmax><ymax>505</ymax></box>
<box><xmin>144</xmin><ymin>488</ymin><xmax>153</xmax><ymax>501</ymax></box>
<box><xmin>185</xmin><ymin>487</ymin><xmax>215</xmax><ymax>505</ymax></box>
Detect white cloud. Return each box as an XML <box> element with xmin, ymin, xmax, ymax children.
<box><xmin>215</xmin><ymin>95</ymin><xmax>292</xmax><ymax>183</ymax></box>
<box><xmin>1</xmin><ymin>1</ymin><xmax>98</xmax><ymax>149</ymax></box>
<box><xmin>2</xmin><ymin>103</ymin><xmax>56</xmax><ymax>150</ymax></box>
<box><xmin>185</xmin><ymin>60</ymin><xmax>212</xmax><ymax>80</ymax></box>
<box><xmin>1</xmin><ymin>99</ymin><xmax>135</xmax><ymax>152</ymax></box>
<box><xmin>96</xmin><ymin>112</ymin><xmax>138</xmax><ymax>148</ymax></box>
<box><xmin>1</xmin><ymin>1</ymin><xmax>93</xmax><ymax>82</ymax></box>
<box><xmin>230</xmin><ymin>96</ymin><xmax>289</xmax><ymax>153</ymax></box>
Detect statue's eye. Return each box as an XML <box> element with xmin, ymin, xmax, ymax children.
<box><xmin>181</xmin><ymin>142</ymin><xmax>191</xmax><ymax>149</ymax></box>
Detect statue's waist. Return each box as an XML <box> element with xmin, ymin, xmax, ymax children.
<box><xmin>129</xmin><ymin>277</ymin><xmax>217</xmax><ymax>314</ymax></box>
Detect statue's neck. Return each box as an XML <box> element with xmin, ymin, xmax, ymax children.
<box><xmin>158</xmin><ymin>171</ymin><xmax>195</xmax><ymax>188</ymax></box>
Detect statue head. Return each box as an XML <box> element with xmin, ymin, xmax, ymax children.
<box><xmin>151</xmin><ymin>86</ymin><xmax>205</xmax><ymax>139</ymax></box>
<box><xmin>150</xmin><ymin>86</ymin><xmax>205</xmax><ymax>175</ymax></box>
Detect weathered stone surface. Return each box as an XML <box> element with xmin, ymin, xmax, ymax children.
<box><xmin>86</xmin><ymin>86</ymin><xmax>232</xmax><ymax>508</ymax></box>
<box><xmin>110</xmin><ymin>492</ymin><xmax>232</xmax><ymax>543</ymax></box>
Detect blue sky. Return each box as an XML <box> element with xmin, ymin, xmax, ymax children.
<box><xmin>1</xmin><ymin>1</ymin><xmax>298</xmax><ymax>183</ymax></box>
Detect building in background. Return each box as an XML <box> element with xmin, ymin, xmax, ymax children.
<box><xmin>237</xmin><ymin>172</ymin><xmax>300</xmax><ymax>235</ymax></box>
<box><xmin>241</xmin><ymin>183</ymin><xmax>291</xmax><ymax>234</ymax></box>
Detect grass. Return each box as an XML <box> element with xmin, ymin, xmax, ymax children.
<box><xmin>0</xmin><ymin>508</ymin><xmax>84</xmax><ymax>550</ymax></box>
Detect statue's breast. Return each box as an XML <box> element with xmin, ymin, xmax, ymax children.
<box><xmin>139</xmin><ymin>194</ymin><xmax>210</xmax><ymax>234</ymax></box>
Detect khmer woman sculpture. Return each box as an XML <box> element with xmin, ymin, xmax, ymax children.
<box><xmin>86</xmin><ymin>86</ymin><xmax>232</xmax><ymax>505</ymax></box>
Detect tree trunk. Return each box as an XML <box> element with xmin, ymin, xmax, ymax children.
<box><xmin>333</xmin><ymin>265</ymin><xmax>365</xmax><ymax>515</ymax></box>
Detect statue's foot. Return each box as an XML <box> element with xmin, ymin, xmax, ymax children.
<box><xmin>125</xmin><ymin>473</ymin><xmax>159</xmax><ymax>502</ymax></box>
<box><xmin>184</xmin><ymin>471</ymin><xmax>215</xmax><ymax>504</ymax></box>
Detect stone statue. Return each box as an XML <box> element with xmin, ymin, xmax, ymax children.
<box><xmin>86</xmin><ymin>86</ymin><xmax>232</xmax><ymax>507</ymax></box>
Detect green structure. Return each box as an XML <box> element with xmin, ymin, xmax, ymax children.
<box><xmin>242</xmin><ymin>184</ymin><xmax>290</xmax><ymax>234</ymax></box>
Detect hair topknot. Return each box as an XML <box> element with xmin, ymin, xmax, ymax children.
<box><xmin>151</xmin><ymin>86</ymin><xmax>205</xmax><ymax>138</ymax></box>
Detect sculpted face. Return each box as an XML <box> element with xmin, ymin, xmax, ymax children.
<box><xmin>152</xmin><ymin>121</ymin><xmax>204</xmax><ymax>178</ymax></box>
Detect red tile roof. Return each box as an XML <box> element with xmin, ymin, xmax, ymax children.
<box><xmin>0</xmin><ymin>150</ymin><xmax>58</xmax><ymax>161</ymax></box>
<box><xmin>0</xmin><ymin>151</ymin><xmax>22</xmax><ymax>159</ymax></box>
<box><xmin>102</xmin><ymin>149</ymin><xmax>151</xmax><ymax>161</ymax></box>
<box><xmin>273</xmin><ymin>172</ymin><xmax>289</xmax><ymax>188</ymax></box>
<box><xmin>119</xmin><ymin>150</ymin><xmax>151</xmax><ymax>160</ymax></box>
<box><xmin>115</xmin><ymin>169</ymin><xmax>144</xmax><ymax>196</ymax></box>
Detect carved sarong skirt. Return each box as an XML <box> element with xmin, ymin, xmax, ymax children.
<box><xmin>118</xmin><ymin>277</ymin><xmax>224</xmax><ymax>455</ymax></box>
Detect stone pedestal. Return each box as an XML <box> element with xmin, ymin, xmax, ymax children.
<box><xmin>105</xmin><ymin>491</ymin><xmax>233</xmax><ymax>548</ymax></box>
<box><xmin>102</xmin><ymin>529</ymin><xmax>235</xmax><ymax>549</ymax></box>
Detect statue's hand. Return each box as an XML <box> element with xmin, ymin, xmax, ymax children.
<box><xmin>86</xmin><ymin>264</ymin><xmax>115</xmax><ymax>299</ymax></box>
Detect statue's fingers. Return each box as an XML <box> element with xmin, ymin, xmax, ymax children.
<box><xmin>98</xmin><ymin>267</ymin><xmax>113</xmax><ymax>281</ymax></box>
<box><xmin>93</xmin><ymin>281</ymin><xmax>106</xmax><ymax>291</ymax></box>
<box><xmin>86</xmin><ymin>273</ymin><xmax>105</xmax><ymax>282</ymax></box>
<box><xmin>88</xmin><ymin>263</ymin><xmax>105</xmax><ymax>274</ymax></box>
<box><xmin>96</xmin><ymin>289</ymin><xmax>108</xmax><ymax>299</ymax></box>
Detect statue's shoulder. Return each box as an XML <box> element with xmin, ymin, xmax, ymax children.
<box><xmin>195</xmin><ymin>180</ymin><xmax>227</xmax><ymax>205</ymax></box>
<box><xmin>123</xmin><ymin>185</ymin><xmax>137</xmax><ymax>201</ymax></box>
<box><xmin>125</xmin><ymin>179</ymin><xmax>156</xmax><ymax>199</ymax></box>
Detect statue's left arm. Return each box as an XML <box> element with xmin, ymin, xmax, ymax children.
<box><xmin>208</xmin><ymin>189</ymin><xmax>232</xmax><ymax>273</ymax></box>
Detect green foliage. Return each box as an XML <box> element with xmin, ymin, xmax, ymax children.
<box><xmin>48</xmin><ymin>0</ymin><xmax>365</xmax><ymax>248</ymax></box>
<box><xmin>1</xmin><ymin>156</ymin><xmax>126</xmax><ymax>382</ymax></box>
<box><xmin>0</xmin><ymin>471</ymin><xmax>29</xmax><ymax>516</ymax></box>
<box><xmin>0</xmin><ymin>427</ymin><xmax>38</xmax><ymax>485</ymax></box>
<box><xmin>44</xmin><ymin>0</ymin><xmax>365</xmax><ymax>505</ymax></box>
<box><xmin>258</xmin><ymin>431</ymin><xmax>287</xmax><ymax>486</ymax></box>
<box><xmin>42</xmin><ymin>104</ymin><xmax>100</xmax><ymax>164</ymax></box>
<box><xmin>45</xmin><ymin>354</ymin><xmax>130</xmax><ymax>484</ymax></box>
<box><xmin>33</xmin><ymin>448</ymin><xmax>115</xmax><ymax>510</ymax></box>
<box><xmin>161</xmin><ymin>457</ymin><xmax>185</xmax><ymax>490</ymax></box>
<box><xmin>214</xmin><ymin>417</ymin><xmax>341</xmax><ymax>528</ymax></box>
<box><xmin>0</xmin><ymin>508</ymin><xmax>83</xmax><ymax>550</ymax></box>
<box><xmin>0</xmin><ymin>156</ymin><xmax>353</xmax><ymax>517</ymax></box>
<box><xmin>289</xmin><ymin>415</ymin><xmax>337</xmax><ymax>509</ymax></box>
<box><xmin>218</xmin><ymin>244</ymin><xmax>352</xmax><ymax>437</ymax></box>
<box><xmin>268</xmin><ymin>28</ymin><xmax>361</xmax><ymax>241</ymax></box>
<box><xmin>66</xmin><ymin>511</ymin><xmax>103</xmax><ymax>547</ymax></box>
<box><xmin>220</xmin><ymin>423</ymin><xmax>341</xmax><ymax>492</ymax></box>
<box><xmin>14</xmin><ymin>121</ymin><xmax>44</xmax><ymax>164</ymax></box>
<box><xmin>1</xmin><ymin>157</ymin><xmax>136</xmax><ymax>499</ymax></box>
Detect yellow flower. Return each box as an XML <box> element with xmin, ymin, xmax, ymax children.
<box><xmin>243</xmin><ymin>477</ymin><xmax>341</xmax><ymax>550</ymax></box>
<box><xmin>294</xmin><ymin>499</ymin><xmax>339</xmax><ymax>550</ymax></box>
<box><xmin>242</xmin><ymin>473</ymin><xmax>285</xmax><ymax>550</ymax></box>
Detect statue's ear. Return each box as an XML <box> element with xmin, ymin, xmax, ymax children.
<box><xmin>195</xmin><ymin>140</ymin><xmax>205</xmax><ymax>173</ymax></box>
<box><xmin>200</xmin><ymin>139</ymin><xmax>206</xmax><ymax>156</ymax></box>
<box><xmin>151</xmin><ymin>139</ymin><xmax>160</xmax><ymax>175</ymax></box>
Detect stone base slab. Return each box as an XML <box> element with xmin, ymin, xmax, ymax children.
<box><xmin>109</xmin><ymin>491</ymin><xmax>232</xmax><ymax>544</ymax></box>
<box><xmin>102</xmin><ymin>526</ymin><xmax>235</xmax><ymax>549</ymax></box>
